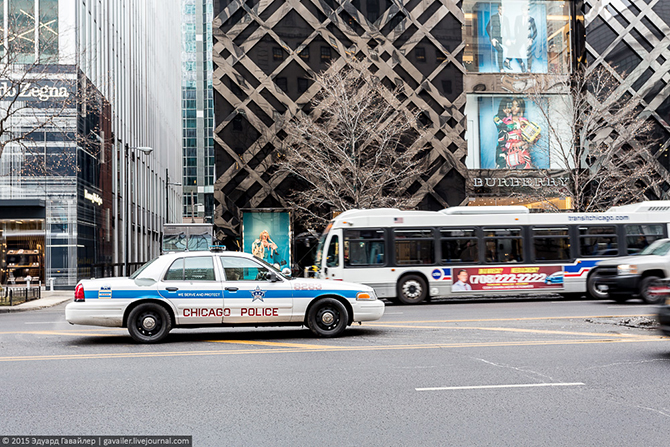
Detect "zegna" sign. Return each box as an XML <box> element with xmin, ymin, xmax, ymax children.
<box><xmin>0</xmin><ymin>81</ymin><xmax>70</xmax><ymax>102</ymax></box>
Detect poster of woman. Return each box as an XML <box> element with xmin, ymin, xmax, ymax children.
<box><xmin>479</xmin><ymin>96</ymin><xmax>549</xmax><ymax>169</ymax></box>
<box><xmin>242</xmin><ymin>210</ymin><xmax>291</xmax><ymax>270</ymax></box>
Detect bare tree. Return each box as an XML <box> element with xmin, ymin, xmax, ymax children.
<box><xmin>501</xmin><ymin>66</ymin><xmax>666</xmax><ymax>212</ymax></box>
<box><xmin>0</xmin><ymin>16</ymin><xmax>94</xmax><ymax>180</ymax></box>
<box><xmin>277</xmin><ymin>57</ymin><xmax>428</xmax><ymax>226</ymax></box>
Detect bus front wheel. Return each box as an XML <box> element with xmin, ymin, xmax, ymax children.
<box><xmin>397</xmin><ymin>275</ymin><xmax>427</xmax><ymax>304</ymax></box>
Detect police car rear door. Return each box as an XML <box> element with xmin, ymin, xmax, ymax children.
<box><xmin>158</xmin><ymin>255</ymin><xmax>224</xmax><ymax>324</ymax></box>
<box><xmin>219</xmin><ymin>256</ymin><xmax>292</xmax><ymax>323</ymax></box>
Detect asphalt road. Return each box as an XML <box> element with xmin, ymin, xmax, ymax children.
<box><xmin>0</xmin><ymin>297</ymin><xmax>668</xmax><ymax>447</ymax></box>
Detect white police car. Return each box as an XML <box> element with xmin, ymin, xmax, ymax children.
<box><xmin>65</xmin><ymin>250</ymin><xmax>384</xmax><ymax>343</ymax></box>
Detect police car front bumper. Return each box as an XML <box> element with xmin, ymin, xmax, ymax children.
<box><xmin>352</xmin><ymin>299</ymin><xmax>385</xmax><ymax>322</ymax></box>
<box><xmin>65</xmin><ymin>301</ymin><xmax>125</xmax><ymax>327</ymax></box>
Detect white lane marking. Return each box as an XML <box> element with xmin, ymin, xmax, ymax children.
<box><xmin>416</xmin><ymin>382</ymin><xmax>585</xmax><ymax>391</ymax></box>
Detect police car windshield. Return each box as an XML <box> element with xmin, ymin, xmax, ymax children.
<box><xmin>255</xmin><ymin>256</ymin><xmax>288</xmax><ymax>279</ymax></box>
<box><xmin>129</xmin><ymin>257</ymin><xmax>159</xmax><ymax>279</ymax></box>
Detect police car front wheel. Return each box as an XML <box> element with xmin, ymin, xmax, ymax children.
<box><xmin>307</xmin><ymin>298</ymin><xmax>348</xmax><ymax>337</ymax></box>
<box><xmin>127</xmin><ymin>303</ymin><xmax>172</xmax><ymax>343</ymax></box>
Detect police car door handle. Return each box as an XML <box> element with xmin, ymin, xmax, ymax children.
<box><xmin>225</xmin><ymin>287</ymin><xmax>239</xmax><ymax>292</ymax></box>
<box><xmin>165</xmin><ymin>287</ymin><xmax>179</xmax><ymax>292</ymax></box>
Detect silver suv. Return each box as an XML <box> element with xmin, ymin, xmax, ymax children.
<box><xmin>590</xmin><ymin>238</ymin><xmax>670</xmax><ymax>304</ymax></box>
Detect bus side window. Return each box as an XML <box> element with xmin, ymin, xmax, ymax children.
<box><xmin>625</xmin><ymin>224</ymin><xmax>664</xmax><ymax>254</ymax></box>
<box><xmin>343</xmin><ymin>229</ymin><xmax>386</xmax><ymax>266</ymax></box>
<box><xmin>532</xmin><ymin>227</ymin><xmax>571</xmax><ymax>261</ymax></box>
<box><xmin>484</xmin><ymin>228</ymin><xmax>523</xmax><ymax>263</ymax></box>
<box><xmin>578</xmin><ymin>226</ymin><xmax>618</xmax><ymax>257</ymax></box>
<box><xmin>326</xmin><ymin>236</ymin><xmax>339</xmax><ymax>267</ymax></box>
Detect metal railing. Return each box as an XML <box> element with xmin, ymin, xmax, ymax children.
<box><xmin>0</xmin><ymin>286</ymin><xmax>41</xmax><ymax>306</ymax></box>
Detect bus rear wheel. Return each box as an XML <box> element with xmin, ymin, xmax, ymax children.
<box><xmin>397</xmin><ymin>275</ymin><xmax>427</xmax><ymax>304</ymax></box>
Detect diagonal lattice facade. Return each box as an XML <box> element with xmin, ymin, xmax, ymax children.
<box><xmin>212</xmin><ymin>0</ymin><xmax>467</xmax><ymax>240</ymax></box>
<box><xmin>585</xmin><ymin>0</ymin><xmax>670</xmax><ymax>190</ymax></box>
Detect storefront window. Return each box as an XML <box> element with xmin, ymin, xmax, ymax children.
<box><xmin>464</xmin><ymin>0</ymin><xmax>571</xmax><ymax>74</ymax></box>
<box><xmin>0</xmin><ymin>219</ymin><xmax>45</xmax><ymax>285</ymax></box>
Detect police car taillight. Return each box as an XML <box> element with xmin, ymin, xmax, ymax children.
<box><xmin>74</xmin><ymin>283</ymin><xmax>85</xmax><ymax>302</ymax></box>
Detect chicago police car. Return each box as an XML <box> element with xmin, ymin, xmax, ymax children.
<box><xmin>65</xmin><ymin>250</ymin><xmax>385</xmax><ymax>343</ymax></box>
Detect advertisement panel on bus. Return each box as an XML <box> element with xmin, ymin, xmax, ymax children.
<box><xmin>450</xmin><ymin>266</ymin><xmax>563</xmax><ymax>292</ymax></box>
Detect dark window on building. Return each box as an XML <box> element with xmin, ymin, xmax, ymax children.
<box><xmin>366</xmin><ymin>0</ymin><xmax>379</xmax><ymax>22</ymax></box>
<box><xmin>298</xmin><ymin>77</ymin><xmax>309</xmax><ymax>93</ymax></box>
<box><xmin>441</xmin><ymin>229</ymin><xmax>478</xmax><ymax>263</ymax></box>
<box><xmin>394</xmin><ymin>229</ymin><xmax>435</xmax><ymax>265</ymax></box>
<box><xmin>299</xmin><ymin>47</ymin><xmax>309</xmax><ymax>61</ymax></box>
<box><xmin>625</xmin><ymin>224</ymin><xmax>664</xmax><ymax>254</ymax></box>
<box><xmin>484</xmin><ymin>228</ymin><xmax>523</xmax><ymax>263</ymax></box>
<box><xmin>275</xmin><ymin>77</ymin><xmax>287</xmax><ymax>93</ymax></box>
<box><xmin>273</xmin><ymin>47</ymin><xmax>283</xmax><ymax>61</ymax></box>
<box><xmin>344</xmin><ymin>229</ymin><xmax>385</xmax><ymax>266</ymax></box>
<box><xmin>578</xmin><ymin>226</ymin><xmax>618</xmax><ymax>257</ymax></box>
<box><xmin>415</xmin><ymin>47</ymin><xmax>426</xmax><ymax>62</ymax></box>
<box><xmin>436</xmin><ymin>49</ymin><xmax>446</xmax><ymax>62</ymax></box>
<box><xmin>321</xmin><ymin>46</ymin><xmax>332</xmax><ymax>63</ymax></box>
<box><xmin>442</xmin><ymin>80</ymin><xmax>452</xmax><ymax>94</ymax></box>
<box><xmin>232</xmin><ymin>115</ymin><xmax>243</xmax><ymax>131</ymax></box>
<box><xmin>532</xmin><ymin>227</ymin><xmax>571</xmax><ymax>261</ymax></box>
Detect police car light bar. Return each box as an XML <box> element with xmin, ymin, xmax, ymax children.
<box><xmin>209</xmin><ymin>245</ymin><xmax>227</xmax><ymax>252</ymax></box>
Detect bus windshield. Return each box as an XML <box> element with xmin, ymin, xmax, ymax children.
<box><xmin>314</xmin><ymin>222</ymin><xmax>332</xmax><ymax>270</ymax></box>
<box><xmin>639</xmin><ymin>239</ymin><xmax>670</xmax><ymax>256</ymax></box>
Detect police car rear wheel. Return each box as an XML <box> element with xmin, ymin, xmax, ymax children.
<box><xmin>127</xmin><ymin>303</ymin><xmax>172</xmax><ymax>343</ymax></box>
<box><xmin>307</xmin><ymin>298</ymin><xmax>348</xmax><ymax>337</ymax></box>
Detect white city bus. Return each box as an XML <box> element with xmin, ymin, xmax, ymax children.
<box><xmin>314</xmin><ymin>202</ymin><xmax>670</xmax><ymax>304</ymax></box>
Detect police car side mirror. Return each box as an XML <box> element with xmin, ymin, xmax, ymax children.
<box><xmin>281</xmin><ymin>267</ymin><xmax>291</xmax><ymax>277</ymax></box>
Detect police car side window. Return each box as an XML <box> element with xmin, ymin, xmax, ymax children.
<box><xmin>220</xmin><ymin>257</ymin><xmax>269</xmax><ymax>281</ymax></box>
<box><xmin>164</xmin><ymin>259</ymin><xmax>184</xmax><ymax>280</ymax></box>
<box><xmin>164</xmin><ymin>257</ymin><xmax>215</xmax><ymax>281</ymax></box>
<box><xmin>184</xmin><ymin>257</ymin><xmax>216</xmax><ymax>281</ymax></box>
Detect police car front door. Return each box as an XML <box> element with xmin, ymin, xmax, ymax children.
<box><xmin>219</xmin><ymin>256</ymin><xmax>292</xmax><ymax>323</ymax></box>
<box><xmin>158</xmin><ymin>256</ymin><xmax>224</xmax><ymax>324</ymax></box>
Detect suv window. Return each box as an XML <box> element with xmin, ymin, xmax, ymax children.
<box><xmin>639</xmin><ymin>239</ymin><xmax>670</xmax><ymax>256</ymax></box>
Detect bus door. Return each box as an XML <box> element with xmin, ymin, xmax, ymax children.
<box><xmin>322</xmin><ymin>230</ymin><xmax>343</xmax><ymax>280</ymax></box>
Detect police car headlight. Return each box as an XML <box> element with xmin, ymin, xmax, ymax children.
<box><xmin>356</xmin><ymin>291</ymin><xmax>377</xmax><ymax>301</ymax></box>
<box><xmin>617</xmin><ymin>264</ymin><xmax>638</xmax><ymax>275</ymax></box>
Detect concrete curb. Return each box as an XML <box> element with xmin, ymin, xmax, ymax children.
<box><xmin>0</xmin><ymin>293</ymin><xmax>73</xmax><ymax>313</ymax></box>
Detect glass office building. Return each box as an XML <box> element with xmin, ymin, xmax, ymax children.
<box><xmin>0</xmin><ymin>0</ymin><xmax>182</xmax><ymax>288</ymax></box>
<box><xmin>182</xmin><ymin>0</ymin><xmax>215</xmax><ymax>222</ymax></box>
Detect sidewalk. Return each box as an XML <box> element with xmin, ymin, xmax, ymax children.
<box><xmin>0</xmin><ymin>289</ymin><xmax>73</xmax><ymax>313</ymax></box>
